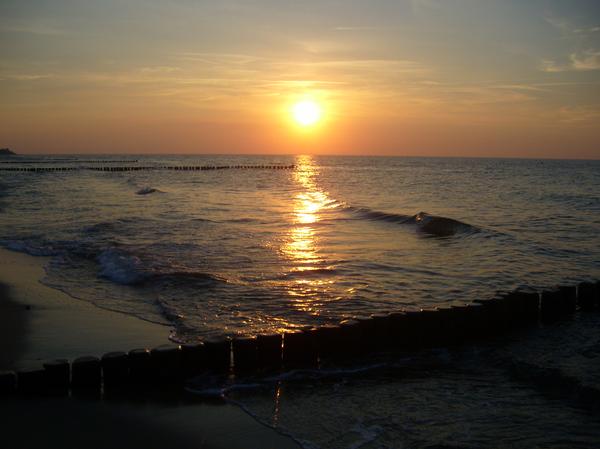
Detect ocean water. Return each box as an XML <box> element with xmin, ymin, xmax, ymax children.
<box><xmin>1</xmin><ymin>154</ymin><xmax>600</xmax><ymax>448</ymax></box>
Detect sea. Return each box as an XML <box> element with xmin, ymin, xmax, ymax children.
<box><xmin>1</xmin><ymin>154</ymin><xmax>599</xmax><ymax>448</ymax></box>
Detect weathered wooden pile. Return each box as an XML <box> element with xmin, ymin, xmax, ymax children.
<box><xmin>1</xmin><ymin>281</ymin><xmax>598</xmax><ymax>397</ymax></box>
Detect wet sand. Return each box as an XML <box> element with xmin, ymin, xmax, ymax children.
<box><xmin>0</xmin><ymin>248</ymin><xmax>300</xmax><ymax>449</ymax></box>
<box><xmin>0</xmin><ymin>248</ymin><xmax>170</xmax><ymax>370</ymax></box>
<box><xmin>0</xmin><ymin>283</ymin><xmax>27</xmax><ymax>369</ymax></box>
<box><xmin>1</xmin><ymin>394</ymin><xmax>301</xmax><ymax>449</ymax></box>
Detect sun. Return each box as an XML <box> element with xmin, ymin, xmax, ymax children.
<box><xmin>292</xmin><ymin>100</ymin><xmax>322</xmax><ymax>127</ymax></box>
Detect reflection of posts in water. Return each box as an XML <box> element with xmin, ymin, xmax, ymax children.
<box><xmin>272</xmin><ymin>380</ymin><xmax>283</xmax><ymax>427</ymax></box>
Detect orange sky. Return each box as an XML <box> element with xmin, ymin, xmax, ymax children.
<box><xmin>1</xmin><ymin>0</ymin><xmax>599</xmax><ymax>158</ymax></box>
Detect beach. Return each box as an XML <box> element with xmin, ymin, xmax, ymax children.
<box><xmin>0</xmin><ymin>248</ymin><xmax>170</xmax><ymax>369</ymax></box>
<box><xmin>0</xmin><ymin>247</ymin><xmax>301</xmax><ymax>449</ymax></box>
<box><xmin>1</xmin><ymin>154</ymin><xmax>599</xmax><ymax>448</ymax></box>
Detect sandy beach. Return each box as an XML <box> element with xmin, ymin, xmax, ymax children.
<box><xmin>0</xmin><ymin>248</ymin><xmax>300</xmax><ymax>449</ymax></box>
<box><xmin>0</xmin><ymin>248</ymin><xmax>170</xmax><ymax>370</ymax></box>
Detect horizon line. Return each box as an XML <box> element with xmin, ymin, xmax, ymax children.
<box><xmin>5</xmin><ymin>152</ymin><xmax>600</xmax><ymax>161</ymax></box>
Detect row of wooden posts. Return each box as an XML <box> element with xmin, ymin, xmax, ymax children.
<box><xmin>0</xmin><ymin>165</ymin><xmax>295</xmax><ymax>172</ymax></box>
<box><xmin>0</xmin><ymin>160</ymin><xmax>140</xmax><ymax>164</ymax></box>
<box><xmin>1</xmin><ymin>281</ymin><xmax>598</xmax><ymax>397</ymax></box>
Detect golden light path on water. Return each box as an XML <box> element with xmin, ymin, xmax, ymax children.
<box><xmin>281</xmin><ymin>155</ymin><xmax>339</xmax><ymax>317</ymax></box>
<box><xmin>270</xmin><ymin>155</ymin><xmax>339</xmax><ymax>425</ymax></box>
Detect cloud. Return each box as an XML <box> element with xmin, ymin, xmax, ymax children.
<box><xmin>434</xmin><ymin>84</ymin><xmax>537</xmax><ymax>106</ymax></box>
<box><xmin>570</xmin><ymin>50</ymin><xmax>600</xmax><ymax>70</ymax></box>
<box><xmin>309</xmin><ymin>58</ymin><xmax>426</xmax><ymax>73</ymax></box>
<box><xmin>139</xmin><ymin>66</ymin><xmax>182</xmax><ymax>74</ymax></box>
<box><xmin>0</xmin><ymin>19</ymin><xmax>68</xmax><ymax>36</ymax></box>
<box><xmin>493</xmin><ymin>84</ymin><xmax>547</xmax><ymax>92</ymax></box>
<box><xmin>558</xmin><ymin>105</ymin><xmax>600</xmax><ymax>123</ymax></box>
<box><xmin>543</xmin><ymin>14</ymin><xmax>599</xmax><ymax>36</ymax></box>
<box><xmin>541</xmin><ymin>50</ymin><xmax>600</xmax><ymax>72</ymax></box>
<box><xmin>544</xmin><ymin>15</ymin><xmax>571</xmax><ymax>34</ymax></box>
<box><xmin>541</xmin><ymin>13</ymin><xmax>600</xmax><ymax>72</ymax></box>
<box><xmin>540</xmin><ymin>59</ymin><xmax>566</xmax><ymax>72</ymax></box>
<box><xmin>333</xmin><ymin>26</ymin><xmax>377</xmax><ymax>32</ymax></box>
<box><xmin>0</xmin><ymin>73</ymin><xmax>55</xmax><ymax>81</ymax></box>
<box><xmin>573</xmin><ymin>26</ymin><xmax>600</xmax><ymax>34</ymax></box>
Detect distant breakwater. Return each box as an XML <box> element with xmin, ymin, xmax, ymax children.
<box><xmin>1</xmin><ymin>280</ymin><xmax>598</xmax><ymax>399</ymax></box>
<box><xmin>0</xmin><ymin>159</ymin><xmax>140</xmax><ymax>164</ymax></box>
<box><xmin>0</xmin><ymin>164</ymin><xmax>295</xmax><ymax>172</ymax></box>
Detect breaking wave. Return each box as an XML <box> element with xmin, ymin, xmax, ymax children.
<box><xmin>97</xmin><ymin>248</ymin><xmax>224</xmax><ymax>287</ymax></box>
<box><xmin>345</xmin><ymin>206</ymin><xmax>479</xmax><ymax>237</ymax></box>
<box><xmin>136</xmin><ymin>186</ymin><xmax>163</xmax><ymax>195</ymax></box>
<box><xmin>97</xmin><ymin>248</ymin><xmax>147</xmax><ymax>284</ymax></box>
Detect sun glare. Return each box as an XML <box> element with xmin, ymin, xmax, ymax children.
<box><xmin>292</xmin><ymin>100</ymin><xmax>322</xmax><ymax>127</ymax></box>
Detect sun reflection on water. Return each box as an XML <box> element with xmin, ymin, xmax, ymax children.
<box><xmin>281</xmin><ymin>155</ymin><xmax>338</xmax><ymax>316</ymax></box>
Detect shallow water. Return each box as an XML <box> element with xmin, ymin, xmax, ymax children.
<box><xmin>225</xmin><ymin>313</ymin><xmax>600</xmax><ymax>449</ymax></box>
<box><xmin>1</xmin><ymin>154</ymin><xmax>599</xmax><ymax>340</ymax></box>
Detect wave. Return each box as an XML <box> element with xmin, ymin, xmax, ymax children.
<box><xmin>2</xmin><ymin>238</ymin><xmax>61</xmax><ymax>257</ymax></box>
<box><xmin>136</xmin><ymin>186</ymin><xmax>163</xmax><ymax>195</ymax></box>
<box><xmin>97</xmin><ymin>248</ymin><xmax>147</xmax><ymax>284</ymax></box>
<box><xmin>97</xmin><ymin>248</ymin><xmax>224</xmax><ymax>287</ymax></box>
<box><xmin>186</xmin><ymin>361</ymin><xmax>390</xmax><ymax>399</ymax></box>
<box><xmin>412</xmin><ymin>211</ymin><xmax>478</xmax><ymax>237</ymax></box>
<box><xmin>155</xmin><ymin>270</ymin><xmax>226</xmax><ymax>287</ymax></box>
<box><xmin>224</xmin><ymin>217</ymin><xmax>258</xmax><ymax>223</ymax></box>
<box><xmin>345</xmin><ymin>206</ymin><xmax>413</xmax><ymax>224</ymax></box>
<box><xmin>508</xmin><ymin>359</ymin><xmax>600</xmax><ymax>410</ymax></box>
<box><xmin>82</xmin><ymin>216</ymin><xmax>155</xmax><ymax>235</ymax></box>
<box><xmin>345</xmin><ymin>206</ymin><xmax>479</xmax><ymax>237</ymax></box>
<box><xmin>284</xmin><ymin>267</ymin><xmax>341</xmax><ymax>279</ymax></box>
<box><xmin>1</xmin><ymin>237</ymin><xmax>224</xmax><ymax>289</ymax></box>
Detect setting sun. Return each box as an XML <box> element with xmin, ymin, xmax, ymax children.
<box><xmin>292</xmin><ymin>100</ymin><xmax>322</xmax><ymax>127</ymax></box>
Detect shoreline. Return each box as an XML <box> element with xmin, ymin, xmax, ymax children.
<box><xmin>0</xmin><ymin>247</ymin><xmax>300</xmax><ymax>449</ymax></box>
<box><xmin>0</xmin><ymin>247</ymin><xmax>171</xmax><ymax>370</ymax></box>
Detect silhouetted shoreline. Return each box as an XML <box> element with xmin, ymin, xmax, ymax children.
<box><xmin>0</xmin><ymin>148</ymin><xmax>15</xmax><ymax>156</ymax></box>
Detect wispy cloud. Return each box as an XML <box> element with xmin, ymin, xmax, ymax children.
<box><xmin>541</xmin><ymin>50</ymin><xmax>600</xmax><ymax>72</ymax></box>
<box><xmin>0</xmin><ymin>19</ymin><xmax>68</xmax><ymax>36</ymax></box>
<box><xmin>573</xmin><ymin>26</ymin><xmax>600</xmax><ymax>34</ymax></box>
<box><xmin>333</xmin><ymin>26</ymin><xmax>377</xmax><ymax>32</ymax></box>
<box><xmin>558</xmin><ymin>105</ymin><xmax>600</xmax><ymax>123</ymax></box>
<box><xmin>542</xmin><ymin>13</ymin><xmax>600</xmax><ymax>72</ymax></box>
<box><xmin>544</xmin><ymin>15</ymin><xmax>571</xmax><ymax>34</ymax></box>
<box><xmin>545</xmin><ymin>14</ymin><xmax>600</xmax><ymax>36</ymax></box>
<box><xmin>139</xmin><ymin>66</ymin><xmax>182</xmax><ymax>74</ymax></box>
<box><xmin>540</xmin><ymin>59</ymin><xmax>565</xmax><ymax>73</ymax></box>
<box><xmin>0</xmin><ymin>73</ymin><xmax>55</xmax><ymax>81</ymax></box>
<box><xmin>571</xmin><ymin>50</ymin><xmax>600</xmax><ymax>70</ymax></box>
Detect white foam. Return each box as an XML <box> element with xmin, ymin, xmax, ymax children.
<box><xmin>97</xmin><ymin>248</ymin><xmax>146</xmax><ymax>284</ymax></box>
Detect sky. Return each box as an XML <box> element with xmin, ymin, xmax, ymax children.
<box><xmin>1</xmin><ymin>0</ymin><xmax>599</xmax><ymax>158</ymax></box>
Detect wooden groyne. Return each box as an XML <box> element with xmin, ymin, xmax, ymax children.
<box><xmin>1</xmin><ymin>280</ymin><xmax>598</xmax><ymax>397</ymax></box>
<box><xmin>0</xmin><ymin>160</ymin><xmax>140</xmax><ymax>164</ymax></box>
<box><xmin>0</xmin><ymin>164</ymin><xmax>295</xmax><ymax>172</ymax></box>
